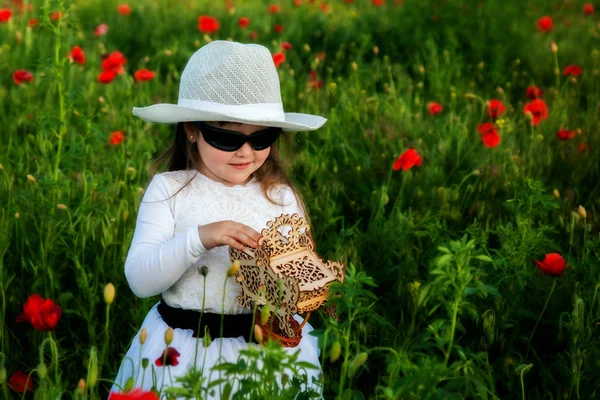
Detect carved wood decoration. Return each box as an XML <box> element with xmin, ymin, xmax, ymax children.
<box><xmin>229</xmin><ymin>213</ymin><xmax>345</xmax><ymax>347</ymax></box>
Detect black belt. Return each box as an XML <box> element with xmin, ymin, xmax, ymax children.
<box><xmin>157</xmin><ymin>299</ymin><xmax>258</xmax><ymax>343</ymax></box>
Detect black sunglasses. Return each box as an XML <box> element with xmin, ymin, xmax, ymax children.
<box><xmin>194</xmin><ymin>121</ymin><xmax>282</xmax><ymax>152</ymax></box>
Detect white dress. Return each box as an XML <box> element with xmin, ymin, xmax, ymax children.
<box><xmin>111</xmin><ymin>170</ymin><xmax>322</xmax><ymax>398</ymax></box>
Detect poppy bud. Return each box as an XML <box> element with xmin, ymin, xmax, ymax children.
<box><xmin>104</xmin><ymin>283</ymin><xmax>115</xmax><ymax>304</ymax></box>
<box><xmin>202</xmin><ymin>326</ymin><xmax>212</xmax><ymax>348</ymax></box>
<box><xmin>164</xmin><ymin>327</ymin><xmax>174</xmax><ymax>345</ymax></box>
<box><xmin>553</xmin><ymin>189</ymin><xmax>560</xmax><ymax>199</ymax></box>
<box><xmin>141</xmin><ymin>358</ymin><xmax>149</xmax><ymax>369</ymax></box>
<box><xmin>37</xmin><ymin>363</ymin><xmax>47</xmax><ymax>379</ymax></box>
<box><xmin>524</xmin><ymin>111</ymin><xmax>533</xmax><ymax>121</ymax></box>
<box><xmin>253</xmin><ymin>324</ymin><xmax>264</xmax><ymax>343</ymax></box>
<box><xmin>139</xmin><ymin>328</ymin><xmax>147</xmax><ymax>345</ymax></box>
<box><xmin>124</xmin><ymin>377</ymin><xmax>134</xmax><ymax>393</ymax></box>
<box><xmin>261</xmin><ymin>304</ymin><xmax>271</xmax><ymax>326</ymax></box>
<box><xmin>15</xmin><ymin>212</ymin><xmax>20</xmax><ymax>219</ymax></box>
<box><xmin>87</xmin><ymin>348</ymin><xmax>98</xmax><ymax>388</ymax></box>
<box><xmin>27</xmin><ymin>174</ymin><xmax>36</xmax><ymax>183</ymax></box>
<box><xmin>551</xmin><ymin>41</ymin><xmax>558</xmax><ymax>53</ymax></box>
<box><xmin>349</xmin><ymin>352</ymin><xmax>368</xmax><ymax>375</ymax></box>
<box><xmin>330</xmin><ymin>341</ymin><xmax>342</xmax><ymax>363</ymax></box>
<box><xmin>227</xmin><ymin>261</ymin><xmax>240</xmax><ymax>277</ymax></box>
<box><xmin>577</xmin><ymin>205</ymin><xmax>587</xmax><ymax>219</ymax></box>
<box><xmin>78</xmin><ymin>378</ymin><xmax>86</xmax><ymax>394</ymax></box>
<box><xmin>200</xmin><ymin>265</ymin><xmax>209</xmax><ymax>276</ymax></box>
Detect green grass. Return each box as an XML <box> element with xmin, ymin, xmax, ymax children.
<box><xmin>1</xmin><ymin>0</ymin><xmax>600</xmax><ymax>398</ymax></box>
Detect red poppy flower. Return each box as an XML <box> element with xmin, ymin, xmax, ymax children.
<box><xmin>0</xmin><ymin>8</ymin><xmax>12</xmax><ymax>23</ymax></box>
<box><xmin>238</xmin><ymin>16</ymin><xmax>250</xmax><ymax>28</ymax></box>
<box><xmin>372</xmin><ymin>0</ymin><xmax>384</xmax><ymax>5</ymax></box>
<box><xmin>94</xmin><ymin>23</ymin><xmax>109</xmax><ymax>36</ymax></box>
<box><xmin>281</xmin><ymin>41</ymin><xmax>292</xmax><ymax>51</ymax></box>
<box><xmin>69</xmin><ymin>46</ymin><xmax>86</xmax><ymax>65</ymax></box>
<box><xmin>583</xmin><ymin>3</ymin><xmax>595</xmax><ymax>15</ymax></box>
<box><xmin>294</xmin><ymin>0</ymin><xmax>303</xmax><ymax>5</ymax></box>
<box><xmin>486</xmin><ymin>99</ymin><xmax>506</xmax><ymax>119</ymax></box>
<box><xmin>577</xmin><ymin>142</ymin><xmax>589</xmax><ymax>153</ymax></box>
<box><xmin>13</xmin><ymin>70</ymin><xmax>33</xmax><ymax>85</ymax></box>
<box><xmin>274</xmin><ymin>24</ymin><xmax>284</xmax><ymax>34</ymax></box>
<box><xmin>308</xmin><ymin>70</ymin><xmax>323</xmax><ymax>89</ymax></box>
<box><xmin>273</xmin><ymin>52</ymin><xmax>285</xmax><ymax>68</ymax></box>
<box><xmin>50</xmin><ymin>11</ymin><xmax>62</xmax><ymax>21</ymax></box>
<box><xmin>134</xmin><ymin>69</ymin><xmax>156</xmax><ymax>82</ymax></box>
<box><xmin>109</xmin><ymin>131</ymin><xmax>125</xmax><ymax>145</ymax></box>
<box><xmin>523</xmin><ymin>99</ymin><xmax>548</xmax><ymax>126</ymax></box>
<box><xmin>427</xmin><ymin>102</ymin><xmax>443</xmax><ymax>116</ymax></box>
<box><xmin>8</xmin><ymin>369</ymin><xmax>33</xmax><ymax>393</ymax></box>
<box><xmin>556</xmin><ymin>129</ymin><xmax>576</xmax><ymax>141</ymax></box>
<box><xmin>155</xmin><ymin>347</ymin><xmax>180</xmax><ymax>367</ymax></box>
<box><xmin>28</xmin><ymin>18</ymin><xmax>38</xmax><ymax>26</ymax></box>
<box><xmin>98</xmin><ymin>70</ymin><xmax>116</xmax><ymax>84</ymax></box>
<box><xmin>393</xmin><ymin>148</ymin><xmax>422</xmax><ymax>171</ymax></box>
<box><xmin>563</xmin><ymin>64</ymin><xmax>582</xmax><ymax>76</ymax></box>
<box><xmin>268</xmin><ymin>4</ymin><xmax>281</xmax><ymax>13</ymax></box>
<box><xmin>108</xmin><ymin>389</ymin><xmax>159</xmax><ymax>400</ymax></box>
<box><xmin>248</xmin><ymin>31</ymin><xmax>259</xmax><ymax>40</ymax></box>
<box><xmin>536</xmin><ymin>16</ymin><xmax>553</xmax><ymax>33</ymax></box>
<box><xmin>16</xmin><ymin>294</ymin><xmax>62</xmax><ymax>331</ymax></box>
<box><xmin>102</xmin><ymin>51</ymin><xmax>127</xmax><ymax>75</ymax></box>
<box><xmin>477</xmin><ymin>123</ymin><xmax>501</xmax><ymax>148</ymax></box>
<box><xmin>198</xmin><ymin>16</ymin><xmax>219</xmax><ymax>34</ymax></box>
<box><xmin>117</xmin><ymin>4</ymin><xmax>132</xmax><ymax>15</ymax></box>
<box><xmin>526</xmin><ymin>85</ymin><xmax>543</xmax><ymax>99</ymax></box>
<box><xmin>535</xmin><ymin>253</ymin><xmax>566</xmax><ymax>277</ymax></box>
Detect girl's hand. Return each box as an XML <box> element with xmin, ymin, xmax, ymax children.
<box><xmin>197</xmin><ymin>221</ymin><xmax>261</xmax><ymax>251</ymax></box>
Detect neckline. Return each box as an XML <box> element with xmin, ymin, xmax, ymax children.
<box><xmin>190</xmin><ymin>170</ymin><xmax>259</xmax><ymax>189</ymax></box>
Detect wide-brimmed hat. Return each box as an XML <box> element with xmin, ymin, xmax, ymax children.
<box><xmin>132</xmin><ymin>41</ymin><xmax>326</xmax><ymax>132</ymax></box>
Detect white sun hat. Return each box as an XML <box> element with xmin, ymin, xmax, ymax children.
<box><xmin>132</xmin><ymin>41</ymin><xmax>327</xmax><ymax>132</ymax></box>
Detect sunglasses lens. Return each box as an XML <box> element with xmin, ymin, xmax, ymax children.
<box><xmin>250</xmin><ymin>128</ymin><xmax>281</xmax><ymax>150</ymax></box>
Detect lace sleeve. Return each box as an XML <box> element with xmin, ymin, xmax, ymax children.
<box><xmin>124</xmin><ymin>174</ymin><xmax>207</xmax><ymax>298</ymax></box>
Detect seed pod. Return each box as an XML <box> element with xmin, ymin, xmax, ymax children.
<box><xmin>141</xmin><ymin>358</ymin><xmax>149</xmax><ymax>369</ymax></box>
<box><xmin>124</xmin><ymin>377</ymin><xmax>134</xmax><ymax>393</ymax></box>
<box><xmin>260</xmin><ymin>304</ymin><xmax>271</xmax><ymax>326</ymax></box>
<box><xmin>37</xmin><ymin>363</ymin><xmax>47</xmax><ymax>379</ymax></box>
<box><xmin>349</xmin><ymin>352</ymin><xmax>368</xmax><ymax>375</ymax></box>
<box><xmin>203</xmin><ymin>326</ymin><xmax>212</xmax><ymax>348</ymax></box>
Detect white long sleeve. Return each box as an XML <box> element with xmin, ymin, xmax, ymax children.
<box><xmin>124</xmin><ymin>174</ymin><xmax>207</xmax><ymax>298</ymax></box>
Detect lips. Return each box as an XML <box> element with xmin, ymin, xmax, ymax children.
<box><xmin>231</xmin><ymin>162</ymin><xmax>251</xmax><ymax>170</ymax></box>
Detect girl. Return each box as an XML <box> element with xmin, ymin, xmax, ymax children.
<box><xmin>110</xmin><ymin>41</ymin><xmax>327</xmax><ymax>398</ymax></box>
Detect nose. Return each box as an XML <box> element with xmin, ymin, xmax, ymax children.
<box><xmin>234</xmin><ymin>141</ymin><xmax>254</xmax><ymax>156</ymax></box>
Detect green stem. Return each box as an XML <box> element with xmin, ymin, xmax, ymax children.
<box><xmin>443</xmin><ymin>297</ymin><xmax>460</xmax><ymax>367</ymax></box>
<box><xmin>526</xmin><ymin>279</ymin><xmax>557</xmax><ymax>359</ymax></box>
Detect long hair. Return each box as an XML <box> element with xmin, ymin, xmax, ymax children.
<box><xmin>148</xmin><ymin>122</ymin><xmax>312</xmax><ymax>226</ymax></box>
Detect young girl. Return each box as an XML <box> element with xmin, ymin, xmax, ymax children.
<box><xmin>110</xmin><ymin>41</ymin><xmax>327</xmax><ymax>398</ymax></box>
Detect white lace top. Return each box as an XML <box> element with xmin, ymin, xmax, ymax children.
<box><xmin>124</xmin><ymin>170</ymin><xmax>304</xmax><ymax>314</ymax></box>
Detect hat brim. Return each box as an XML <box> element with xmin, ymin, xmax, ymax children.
<box><xmin>132</xmin><ymin>104</ymin><xmax>327</xmax><ymax>132</ymax></box>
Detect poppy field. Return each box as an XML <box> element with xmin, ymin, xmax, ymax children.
<box><xmin>2</xmin><ymin>0</ymin><xmax>600</xmax><ymax>399</ymax></box>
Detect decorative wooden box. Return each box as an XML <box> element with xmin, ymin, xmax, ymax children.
<box><xmin>229</xmin><ymin>213</ymin><xmax>345</xmax><ymax>347</ymax></box>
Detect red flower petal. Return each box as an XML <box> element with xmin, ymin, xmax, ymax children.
<box><xmin>134</xmin><ymin>69</ymin><xmax>156</xmax><ymax>82</ymax></box>
<box><xmin>556</xmin><ymin>129</ymin><xmax>576</xmax><ymax>141</ymax></box>
<box><xmin>238</xmin><ymin>16</ymin><xmax>250</xmax><ymax>28</ymax></box>
<box><xmin>393</xmin><ymin>148</ymin><xmax>422</xmax><ymax>171</ymax></box>
<box><xmin>13</xmin><ymin>70</ymin><xmax>34</xmax><ymax>85</ymax></box>
<box><xmin>486</xmin><ymin>99</ymin><xmax>506</xmax><ymax>119</ymax></box>
<box><xmin>535</xmin><ymin>253</ymin><xmax>566</xmax><ymax>277</ymax></box>
<box><xmin>523</xmin><ymin>99</ymin><xmax>548</xmax><ymax>126</ymax></box>
<box><xmin>108</xmin><ymin>389</ymin><xmax>160</xmax><ymax>400</ymax></box>
<box><xmin>526</xmin><ymin>85</ymin><xmax>543</xmax><ymax>99</ymax></box>
<box><xmin>563</xmin><ymin>64</ymin><xmax>582</xmax><ymax>77</ymax></box>
<box><xmin>109</xmin><ymin>131</ymin><xmax>125</xmax><ymax>145</ymax></box>
<box><xmin>0</xmin><ymin>8</ymin><xmax>12</xmax><ymax>23</ymax></box>
<box><xmin>427</xmin><ymin>102</ymin><xmax>443</xmax><ymax>116</ymax></box>
<box><xmin>98</xmin><ymin>70</ymin><xmax>117</xmax><ymax>84</ymax></box>
<box><xmin>8</xmin><ymin>369</ymin><xmax>34</xmax><ymax>393</ymax></box>
<box><xmin>536</xmin><ymin>16</ymin><xmax>553</xmax><ymax>33</ymax></box>
<box><xmin>155</xmin><ymin>347</ymin><xmax>181</xmax><ymax>367</ymax></box>
<box><xmin>69</xmin><ymin>46</ymin><xmax>86</xmax><ymax>65</ymax></box>
<box><xmin>272</xmin><ymin>52</ymin><xmax>285</xmax><ymax>68</ymax></box>
<box><xmin>117</xmin><ymin>4</ymin><xmax>132</xmax><ymax>15</ymax></box>
<box><xmin>198</xmin><ymin>16</ymin><xmax>220</xmax><ymax>34</ymax></box>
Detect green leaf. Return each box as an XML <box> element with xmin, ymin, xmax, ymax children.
<box><xmin>473</xmin><ymin>255</ymin><xmax>493</xmax><ymax>263</ymax></box>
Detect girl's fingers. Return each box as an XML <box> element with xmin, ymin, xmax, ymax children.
<box><xmin>223</xmin><ymin>235</ymin><xmax>246</xmax><ymax>251</ymax></box>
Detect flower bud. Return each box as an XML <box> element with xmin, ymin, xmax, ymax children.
<box><xmin>349</xmin><ymin>352</ymin><xmax>368</xmax><ymax>375</ymax></box>
<box><xmin>124</xmin><ymin>377</ymin><xmax>134</xmax><ymax>393</ymax></box>
<box><xmin>139</xmin><ymin>328</ymin><xmax>147</xmax><ymax>345</ymax></box>
<box><xmin>37</xmin><ymin>363</ymin><xmax>47</xmax><ymax>379</ymax></box>
<box><xmin>227</xmin><ymin>260</ymin><xmax>240</xmax><ymax>277</ymax></box>
<box><xmin>553</xmin><ymin>189</ymin><xmax>560</xmax><ymax>199</ymax></box>
<box><xmin>254</xmin><ymin>324</ymin><xmax>264</xmax><ymax>343</ymax></box>
<box><xmin>78</xmin><ymin>378</ymin><xmax>87</xmax><ymax>394</ymax></box>
<box><xmin>260</xmin><ymin>304</ymin><xmax>271</xmax><ymax>326</ymax></box>
<box><xmin>524</xmin><ymin>111</ymin><xmax>533</xmax><ymax>121</ymax></box>
<box><xmin>329</xmin><ymin>341</ymin><xmax>342</xmax><ymax>363</ymax></box>
<box><xmin>27</xmin><ymin>174</ymin><xmax>36</xmax><ymax>183</ymax></box>
<box><xmin>551</xmin><ymin>41</ymin><xmax>558</xmax><ymax>53</ymax></box>
<box><xmin>164</xmin><ymin>327</ymin><xmax>174</xmax><ymax>345</ymax></box>
<box><xmin>104</xmin><ymin>283</ymin><xmax>115</xmax><ymax>304</ymax></box>
<box><xmin>56</xmin><ymin>204</ymin><xmax>67</xmax><ymax>210</ymax></box>
<box><xmin>577</xmin><ymin>205</ymin><xmax>587</xmax><ymax>219</ymax></box>
<box><xmin>141</xmin><ymin>358</ymin><xmax>149</xmax><ymax>369</ymax></box>
<box><xmin>202</xmin><ymin>326</ymin><xmax>212</xmax><ymax>348</ymax></box>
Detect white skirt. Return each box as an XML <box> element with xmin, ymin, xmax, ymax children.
<box><xmin>111</xmin><ymin>302</ymin><xmax>322</xmax><ymax>398</ymax></box>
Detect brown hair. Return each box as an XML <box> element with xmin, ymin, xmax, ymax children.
<box><xmin>148</xmin><ymin>122</ymin><xmax>311</xmax><ymax>225</ymax></box>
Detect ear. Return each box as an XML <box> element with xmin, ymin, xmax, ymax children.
<box><xmin>183</xmin><ymin>122</ymin><xmax>198</xmax><ymax>142</ymax></box>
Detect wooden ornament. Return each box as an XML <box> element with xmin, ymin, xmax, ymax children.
<box><xmin>229</xmin><ymin>213</ymin><xmax>345</xmax><ymax>347</ymax></box>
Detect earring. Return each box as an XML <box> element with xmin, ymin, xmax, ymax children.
<box><xmin>189</xmin><ymin>136</ymin><xmax>194</xmax><ymax>140</ymax></box>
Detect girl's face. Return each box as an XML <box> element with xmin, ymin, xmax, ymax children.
<box><xmin>185</xmin><ymin>122</ymin><xmax>271</xmax><ymax>186</ymax></box>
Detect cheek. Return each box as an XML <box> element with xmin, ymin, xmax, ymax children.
<box><xmin>198</xmin><ymin>142</ymin><xmax>229</xmax><ymax>165</ymax></box>
<box><xmin>256</xmin><ymin>148</ymin><xmax>271</xmax><ymax>164</ymax></box>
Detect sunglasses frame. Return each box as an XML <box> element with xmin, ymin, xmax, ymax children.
<box><xmin>194</xmin><ymin>121</ymin><xmax>282</xmax><ymax>152</ymax></box>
